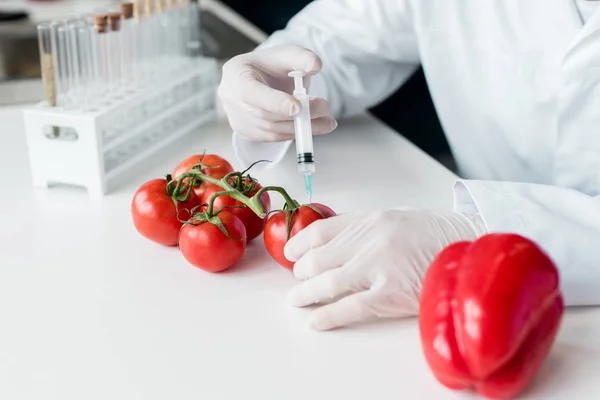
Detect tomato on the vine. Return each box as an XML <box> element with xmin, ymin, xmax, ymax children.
<box><xmin>178</xmin><ymin>210</ymin><xmax>247</xmax><ymax>272</ymax></box>
<box><xmin>201</xmin><ymin>176</ymin><xmax>271</xmax><ymax>242</ymax></box>
<box><xmin>264</xmin><ymin>203</ymin><xmax>336</xmax><ymax>270</ymax></box>
<box><xmin>172</xmin><ymin>153</ymin><xmax>234</xmax><ymax>197</ymax></box>
<box><xmin>131</xmin><ymin>177</ymin><xmax>201</xmax><ymax>246</ymax></box>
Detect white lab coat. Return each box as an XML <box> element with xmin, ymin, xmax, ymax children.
<box><xmin>232</xmin><ymin>0</ymin><xmax>600</xmax><ymax>306</ymax></box>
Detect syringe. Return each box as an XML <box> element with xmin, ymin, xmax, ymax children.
<box><xmin>288</xmin><ymin>70</ymin><xmax>315</xmax><ymax>201</ymax></box>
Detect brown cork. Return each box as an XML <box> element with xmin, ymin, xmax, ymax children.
<box><xmin>94</xmin><ymin>15</ymin><xmax>108</xmax><ymax>33</ymax></box>
<box><xmin>120</xmin><ymin>3</ymin><xmax>134</xmax><ymax>19</ymax></box>
<box><xmin>108</xmin><ymin>12</ymin><xmax>121</xmax><ymax>31</ymax></box>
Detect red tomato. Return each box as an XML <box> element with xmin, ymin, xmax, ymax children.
<box><xmin>172</xmin><ymin>154</ymin><xmax>234</xmax><ymax>198</ymax></box>
<box><xmin>263</xmin><ymin>203</ymin><xmax>336</xmax><ymax>270</ymax></box>
<box><xmin>419</xmin><ymin>233</ymin><xmax>564</xmax><ymax>399</ymax></box>
<box><xmin>131</xmin><ymin>178</ymin><xmax>201</xmax><ymax>246</ymax></box>
<box><xmin>201</xmin><ymin>177</ymin><xmax>271</xmax><ymax>242</ymax></box>
<box><xmin>178</xmin><ymin>210</ymin><xmax>247</xmax><ymax>272</ymax></box>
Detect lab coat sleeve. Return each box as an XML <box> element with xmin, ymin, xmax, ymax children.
<box><xmin>453</xmin><ymin>180</ymin><xmax>600</xmax><ymax>307</ymax></box>
<box><xmin>232</xmin><ymin>0</ymin><xmax>420</xmax><ymax>170</ymax></box>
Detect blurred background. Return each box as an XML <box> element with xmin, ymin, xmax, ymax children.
<box><xmin>0</xmin><ymin>0</ymin><xmax>451</xmax><ymax>167</ymax></box>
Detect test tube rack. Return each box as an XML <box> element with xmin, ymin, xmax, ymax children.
<box><xmin>22</xmin><ymin>57</ymin><xmax>218</xmax><ymax>198</ymax></box>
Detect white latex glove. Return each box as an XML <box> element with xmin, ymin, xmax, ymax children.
<box><xmin>218</xmin><ymin>44</ymin><xmax>338</xmax><ymax>142</ymax></box>
<box><xmin>283</xmin><ymin>208</ymin><xmax>488</xmax><ymax>331</ymax></box>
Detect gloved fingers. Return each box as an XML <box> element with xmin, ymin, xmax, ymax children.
<box><xmin>225</xmin><ymin>107</ymin><xmax>337</xmax><ymax>142</ymax></box>
<box><xmin>222</xmin><ymin>103</ymin><xmax>295</xmax><ymax>142</ymax></box>
<box><xmin>259</xmin><ymin>116</ymin><xmax>336</xmax><ymax>136</ymax></box>
<box><xmin>244</xmin><ymin>109</ymin><xmax>336</xmax><ymax>136</ymax></box>
<box><xmin>237</xmin><ymin>97</ymin><xmax>331</xmax><ymax>122</ymax></box>
<box><xmin>306</xmin><ymin>291</ymin><xmax>377</xmax><ymax>331</ymax></box>
<box><xmin>248</xmin><ymin>44</ymin><xmax>322</xmax><ymax>75</ymax></box>
<box><xmin>284</xmin><ymin>213</ymin><xmax>358</xmax><ymax>263</ymax></box>
<box><xmin>221</xmin><ymin>62</ymin><xmax>301</xmax><ymax>119</ymax></box>
<box><xmin>308</xmin><ymin>98</ymin><xmax>332</xmax><ymax>120</ymax></box>
<box><xmin>291</xmin><ymin>237</ymin><xmax>352</xmax><ymax>280</ymax></box>
<box><xmin>287</xmin><ymin>267</ymin><xmax>369</xmax><ymax>308</ymax></box>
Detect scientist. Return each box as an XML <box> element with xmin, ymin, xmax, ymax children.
<box><xmin>218</xmin><ymin>0</ymin><xmax>600</xmax><ymax>331</ymax></box>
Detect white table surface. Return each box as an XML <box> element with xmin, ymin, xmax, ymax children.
<box><xmin>1</xmin><ymin>103</ymin><xmax>599</xmax><ymax>400</ymax></box>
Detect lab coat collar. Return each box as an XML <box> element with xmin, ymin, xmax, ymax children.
<box><xmin>565</xmin><ymin>0</ymin><xmax>600</xmax><ymax>60</ymax></box>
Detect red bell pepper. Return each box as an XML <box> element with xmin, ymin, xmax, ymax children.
<box><xmin>419</xmin><ymin>233</ymin><xmax>564</xmax><ymax>399</ymax></box>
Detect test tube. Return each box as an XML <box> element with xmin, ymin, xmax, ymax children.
<box><xmin>37</xmin><ymin>23</ymin><xmax>57</xmax><ymax>108</ymax></box>
<box><xmin>108</xmin><ymin>12</ymin><xmax>123</xmax><ymax>96</ymax></box>
<box><xmin>177</xmin><ymin>0</ymin><xmax>190</xmax><ymax>61</ymax></box>
<box><xmin>188</xmin><ymin>0</ymin><xmax>202</xmax><ymax>57</ymax></box>
<box><xmin>56</xmin><ymin>23</ymin><xmax>74</xmax><ymax>108</ymax></box>
<box><xmin>166</xmin><ymin>0</ymin><xmax>181</xmax><ymax>68</ymax></box>
<box><xmin>135</xmin><ymin>0</ymin><xmax>149</xmax><ymax>83</ymax></box>
<box><xmin>94</xmin><ymin>15</ymin><xmax>111</xmax><ymax>103</ymax></box>
<box><xmin>131</xmin><ymin>0</ymin><xmax>144</xmax><ymax>89</ymax></box>
<box><xmin>37</xmin><ymin>22</ymin><xmax>60</xmax><ymax>137</ymax></box>
<box><xmin>65</xmin><ymin>20</ymin><xmax>82</xmax><ymax>108</ymax></box>
<box><xmin>143</xmin><ymin>0</ymin><xmax>158</xmax><ymax>79</ymax></box>
<box><xmin>77</xmin><ymin>20</ymin><xmax>103</xmax><ymax>110</ymax></box>
<box><xmin>120</xmin><ymin>2</ymin><xmax>135</xmax><ymax>90</ymax></box>
<box><xmin>156</xmin><ymin>0</ymin><xmax>167</xmax><ymax>74</ymax></box>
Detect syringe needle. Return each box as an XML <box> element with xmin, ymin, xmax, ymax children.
<box><xmin>304</xmin><ymin>173</ymin><xmax>313</xmax><ymax>203</ymax></box>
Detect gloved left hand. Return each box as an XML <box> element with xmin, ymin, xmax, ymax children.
<box><xmin>283</xmin><ymin>208</ymin><xmax>488</xmax><ymax>331</ymax></box>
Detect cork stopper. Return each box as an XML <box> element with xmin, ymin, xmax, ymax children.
<box><xmin>108</xmin><ymin>12</ymin><xmax>121</xmax><ymax>31</ymax></box>
<box><xmin>120</xmin><ymin>3</ymin><xmax>134</xmax><ymax>19</ymax></box>
<box><xmin>167</xmin><ymin>0</ymin><xmax>176</xmax><ymax>9</ymax></box>
<box><xmin>94</xmin><ymin>14</ymin><xmax>108</xmax><ymax>33</ymax></box>
<box><xmin>156</xmin><ymin>0</ymin><xmax>165</xmax><ymax>13</ymax></box>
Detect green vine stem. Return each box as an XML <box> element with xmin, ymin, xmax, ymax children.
<box><xmin>178</xmin><ymin>171</ymin><xmax>266</xmax><ymax>218</ymax></box>
<box><xmin>165</xmin><ymin>174</ymin><xmax>194</xmax><ymax>209</ymax></box>
<box><xmin>205</xmin><ymin>190</ymin><xmax>239</xmax><ymax>215</ymax></box>
<box><xmin>254</xmin><ymin>186</ymin><xmax>298</xmax><ymax>209</ymax></box>
<box><xmin>178</xmin><ymin>168</ymin><xmax>302</xmax><ymax>220</ymax></box>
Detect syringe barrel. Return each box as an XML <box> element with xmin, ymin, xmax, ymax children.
<box><xmin>294</xmin><ymin>93</ymin><xmax>315</xmax><ymax>173</ymax></box>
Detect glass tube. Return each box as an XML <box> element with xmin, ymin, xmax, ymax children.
<box><xmin>77</xmin><ymin>22</ymin><xmax>100</xmax><ymax>111</ymax></box>
<box><xmin>188</xmin><ymin>0</ymin><xmax>202</xmax><ymax>57</ymax></box>
<box><xmin>120</xmin><ymin>3</ymin><xmax>135</xmax><ymax>91</ymax></box>
<box><xmin>65</xmin><ymin>21</ymin><xmax>82</xmax><ymax>109</ymax></box>
<box><xmin>178</xmin><ymin>0</ymin><xmax>190</xmax><ymax>61</ymax></box>
<box><xmin>37</xmin><ymin>23</ymin><xmax>57</xmax><ymax>108</ymax></box>
<box><xmin>108</xmin><ymin>12</ymin><xmax>123</xmax><ymax>96</ymax></box>
<box><xmin>94</xmin><ymin>15</ymin><xmax>111</xmax><ymax>105</ymax></box>
<box><xmin>167</xmin><ymin>0</ymin><xmax>180</xmax><ymax>69</ymax></box>
<box><xmin>56</xmin><ymin>23</ymin><xmax>74</xmax><ymax>108</ymax></box>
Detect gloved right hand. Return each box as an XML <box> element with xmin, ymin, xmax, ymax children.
<box><xmin>218</xmin><ymin>44</ymin><xmax>338</xmax><ymax>143</ymax></box>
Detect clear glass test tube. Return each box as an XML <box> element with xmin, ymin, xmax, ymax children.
<box><xmin>94</xmin><ymin>15</ymin><xmax>112</xmax><ymax>105</ymax></box>
<box><xmin>188</xmin><ymin>0</ymin><xmax>202</xmax><ymax>58</ymax></box>
<box><xmin>120</xmin><ymin>2</ymin><xmax>135</xmax><ymax>91</ymax></box>
<box><xmin>166</xmin><ymin>0</ymin><xmax>180</xmax><ymax>68</ymax></box>
<box><xmin>139</xmin><ymin>0</ymin><xmax>153</xmax><ymax>84</ymax></box>
<box><xmin>108</xmin><ymin>12</ymin><xmax>123</xmax><ymax>96</ymax></box>
<box><xmin>76</xmin><ymin>21</ymin><xmax>99</xmax><ymax>111</ymax></box>
<box><xmin>156</xmin><ymin>0</ymin><xmax>167</xmax><ymax>75</ymax></box>
<box><xmin>141</xmin><ymin>0</ymin><xmax>153</xmax><ymax>79</ymax></box>
<box><xmin>56</xmin><ymin>23</ymin><xmax>74</xmax><ymax>108</ymax></box>
<box><xmin>177</xmin><ymin>0</ymin><xmax>189</xmax><ymax>61</ymax></box>
<box><xmin>65</xmin><ymin>20</ymin><xmax>82</xmax><ymax>108</ymax></box>
<box><xmin>37</xmin><ymin>23</ymin><xmax>57</xmax><ymax>108</ymax></box>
